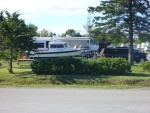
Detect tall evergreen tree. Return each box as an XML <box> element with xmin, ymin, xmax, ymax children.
<box><xmin>88</xmin><ymin>0</ymin><xmax>150</xmax><ymax>64</ymax></box>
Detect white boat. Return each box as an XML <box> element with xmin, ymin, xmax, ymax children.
<box><xmin>29</xmin><ymin>39</ymin><xmax>83</xmax><ymax>59</ymax></box>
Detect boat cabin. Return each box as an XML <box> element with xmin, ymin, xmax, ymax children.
<box><xmin>48</xmin><ymin>41</ymin><xmax>70</xmax><ymax>52</ymax></box>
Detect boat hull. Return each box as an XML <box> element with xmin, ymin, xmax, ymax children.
<box><xmin>29</xmin><ymin>50</ymin><xmax>82</xmax><ymax>59</ymax></box>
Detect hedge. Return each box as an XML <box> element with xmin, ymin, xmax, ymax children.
<box><xmin>30</xmin><ymin>57</ymin><xmax>131</xmax><ymax>75</ymax></box>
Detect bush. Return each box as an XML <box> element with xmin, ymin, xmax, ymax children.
<box><xmin>30</xmin><ymin>57</ymin><xmax>131</xmax><ymax>75</ymax></box>
<box><xmin>88</xmin><ymin>57</ymin><xmax>131</xmax><ymax>75</ymax></box>
<box><xmin>139</xmin><ymin>61</ymin><xmax>150</xmax><ymax>73</ymax></box>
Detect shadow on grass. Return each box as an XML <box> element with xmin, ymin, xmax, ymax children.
<box><xmin>51</xmin><ymin>74</ymin><xmax>111</xmax><ymax>85</ymax></box>
<box><xmin>126</xmin><ymin>73</ymin><xmax>150</xmax><ymax>77</ymax></box>
<box><xmin>54</xmin><ymin>75</ymin><xmax>78</xmax><ymax>84</ymax></box>
<box><xmin>51</xmin><ymin>72</ymin><xmax>150</xmax><ymax>85</ymax></box>
<box><xmin>13</xmin><ymin>66</ymin><xmax>31</xmax><ymax>69</ymax></box>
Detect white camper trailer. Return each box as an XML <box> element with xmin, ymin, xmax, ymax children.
<box><xmin>33</xmin><ymin>37</ymin><xmax>52</xmax><ymax>51</ymax></box>
<box><xmin>59</xmin><ymin>37</ymin><xmax>99</xmax><ymax>52</ymax></box>
<box><xmin>33</xmin><ymin>36</ymin><xmax>99</xmax><ymax>52</ymax></box>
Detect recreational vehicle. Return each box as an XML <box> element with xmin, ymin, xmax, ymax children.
<box><xmin>33</xmin><ymin>36</ymin><xmax>99</xmax><ymax>52</ymax></box>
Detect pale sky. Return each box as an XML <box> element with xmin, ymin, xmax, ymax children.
<box><xmin>0</xmin><ymin>0</ymin><xmax>100</xmax><ymax>35</ymax></box>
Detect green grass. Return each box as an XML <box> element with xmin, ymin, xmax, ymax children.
<box><xmin>0</xmin><ymin>61</ymin><xmax>150</xmax><ymax>89</ymax></box>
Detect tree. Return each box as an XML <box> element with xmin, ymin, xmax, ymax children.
<box><xmin>85</xmin><ymin>10</ymin><xmax>128</xmax><ymax>52</ymax></box>
<box><xmin>0</xmin><ymin>10</ymin><xmax>35</xmax><ymax>73</ymax></box>
<box><xmin>61</xmin><ymin>29</ymin><xmax>83</xmax><ymax>37</ymax></box>
<box><xmin>88</xmin><ymin>0</ymin><xmax>150</xmax><ymax>65</ymax></box>
<box><xmin>85</xmin><ymin>16</ymin><xmax>128</xmax><ymax>52</ymax></box>
<box><xmin>136</xmin><ymin>32</ymin><xmax>150</xmax><ymax>43</ymax></box>
<box><xmin>38</xmin><ymin>28</ymin><xmax>55</xmax><ymax>37</ymax></box>
<box><xmin>40</xmin><ymin>28</ymin><xmax>49</xmax><ymax>37</ymax></box>
<box><xmin>27</xmin><ymin>23</ymin><xmax>38</xmax><ymax>36</ymax></box>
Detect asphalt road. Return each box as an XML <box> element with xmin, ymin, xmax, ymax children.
<box><xmin>0</xmin><ymin>87</ymin><xmax>150</xmax><ymax>113</ymax></box>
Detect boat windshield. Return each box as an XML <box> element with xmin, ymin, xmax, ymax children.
<box><xmin>50</xmin><ymin>44</ymin><xmax>57</xmax><ymax>48</ymax></box>
<box><xmin>57</xmin><ymin>44</ymin><xmax>64</xmax><ymax>48</ymax></box>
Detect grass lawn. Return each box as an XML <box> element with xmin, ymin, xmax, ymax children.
<box><xmin>0</xmin><ymin>60</ymin><xmax>150</xmax><ymax>89</ymax></box>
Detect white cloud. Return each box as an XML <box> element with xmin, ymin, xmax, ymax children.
<box><xmin>0</xmin><ymin>0</ymin><xmax>100</xmax><ymax>34</ymax></box>
<box><xmin>0</xmin><ymin>0</ymin><xmax>100</xmax><ymax>18</ymax></box>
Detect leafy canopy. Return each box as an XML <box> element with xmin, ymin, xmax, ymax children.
<box><xmin>0</xmin><ymin>10</ymin><xmax>36</xmax><ymax>52</ymax></box>
<box><xmin>0</xmin><ymin>10</ymin><xmax>37</xmax><ymax>72</ymax></box>
<box><xmin>61</xmin><ymin>29</ymin><xmax>83</xmax><ymax>37</ymax></box>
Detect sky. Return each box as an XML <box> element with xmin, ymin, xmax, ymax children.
<box><xmin>0</xmin><ymin>0</ymin><xmax>100</xmax><ymax>35</ymax></box>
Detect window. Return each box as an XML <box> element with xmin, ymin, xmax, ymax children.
<box><xmin>50</xmin><ymin>44</ymin><xmax>57</xmax><ymax>48</ymax></box>
<box><xmin>105</xmin><ymin>49</ymin><xmax>117</xmax><ymax>54</ymax></box>
<box><xmin>90</xmin><ymin>39</ymin><xmax>98</xmax><ymax>45</ymax></box>
<box><xmin>57</xmin><ymin>44</ymin><xmax>64</xmax><ymax>48</ymax></box>
<box><xmin>117</xmin><ymin>49</ymin><xmax>128</xmax><ymax>54</ymax></box>
<box><xmin>34</xmin><ymin>43</ymin><xmax>44</xmax><ymax>48</ymax></box>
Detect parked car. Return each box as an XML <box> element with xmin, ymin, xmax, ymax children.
<box><xmin>100</xmin><ymin>48</ymin><xmax>147</xmax><ymax>63</ymax></box>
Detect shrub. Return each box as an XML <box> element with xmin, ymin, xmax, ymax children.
<box><xmin>139</xmin><ymin>61</ymin><xmax>150</xmax><ymax>73</ymax></box>
<box><xmin>30</xmin><ymin>57</ymin><xmax>131</xmax><ymax>75</ymax></box>
<box><xmin>88</xmin><ymin>57</ymin><xmax>131</xmax><ymax>75</ymax></box>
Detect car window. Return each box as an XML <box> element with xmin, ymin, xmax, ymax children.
<box><xmin>133</xmin><ymin>50</ymin><xmax>140</xmax><ymax>53</ymax></box>
<box><xmin>103</xmin><ymin>48</ymin><xmax>129</xmax><ymax>54</ymax></box>
<box><xmin>117</xmin><ymin>49</ymin><xmax>128</xmax><ymax>54</ymax></box>
<box><xmin>104</xmin><ymin>49</ymin><xmax>114</xmax><ymax>54</ymax></box>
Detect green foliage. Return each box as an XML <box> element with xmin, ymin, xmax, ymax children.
<box><xmin>0</xmin><ymin>10</ymin><xmax>37</xmax><ymax>72</ymax></box>
<box><xmin>88</xmin><ymin>0</ymin><xmax>150</xmax><ymax>35</ymax></box>
<box><xmin>30</xmin><ymin>57</ymin><xmax>131</xmax><ymax>75</ymax></box>
<box><xmin>137</xmin><ymin>32</ymin><xmax>150</xmax><ymax>43</ymax></box>
<box><xmin>0</xmin><ymin>50</ymin><xmax>19</xmax><ymax>60</ymax></box>
<box><xmin>27</xmin><ymin>23</ymin><xmax>38</xmax><ymax>37</ymax></box>
<box><xmin>61</xmin><ymin>29</ymin><xmax>83</xmax><ymax>37</ymax></box>
<box><xmin>139</xmin><ymin>61</ymin><xmax>150</xmax><ymax>73</ymax></box>
<box><xmin>88</xmin><ymin>0</ymin><xmax>150</xmax><ymax>64</ymax></box>
<box><xmin>88</xmin><ymin>57</ymin><xmax>131</xmax><ymax>75</ymax></box>
<box><xmin>38</xmin><ymin>28</ymin><xmax>55</xmax><ymax>37</ymax></box>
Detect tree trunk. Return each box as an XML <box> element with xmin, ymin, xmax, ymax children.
<box><xmin>9</xmin><ymin>48</ymin><xmax>13</xmax><ymax>73</ymax></box>
<box><xmin>128</xmin><ymin>0</ymin><xmax>134</xmax><ymax>65</ymax></box>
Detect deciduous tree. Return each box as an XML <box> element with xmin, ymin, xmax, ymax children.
<box><xmin>0</xmin><ymin>10</ymin><xmax>35</xmax><ymax>73</ymax></box>
<box><xmin>62</xmin><ymin>29</ymin><xmax>83</xmax><ymax>37</ymax></box>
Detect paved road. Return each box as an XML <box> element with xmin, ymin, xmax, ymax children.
<box><xmin>0</xmin><ymin>87</ymin><xmax>150</xmax><ymax>113</ymax></box>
